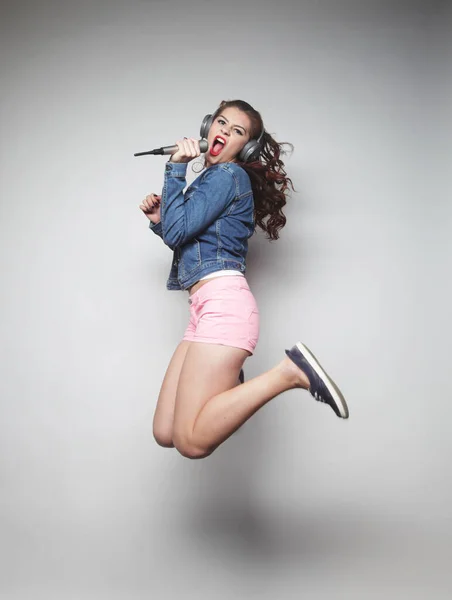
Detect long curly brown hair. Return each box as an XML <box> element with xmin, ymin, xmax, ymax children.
<box><xmin>211</xmin><ymin>99</ymin><xmax>294</xmax><ymax>241</ymax></box>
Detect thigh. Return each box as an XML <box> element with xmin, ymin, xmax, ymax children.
<box><xmin>153</xmin><ymin>340</ymin><xmax>192</xmax><ymax>444</ymax></box>
<box><xmin>173</xmin><ymin>341</ymin><xmax>249</xmax><ymax>442</ymax></box>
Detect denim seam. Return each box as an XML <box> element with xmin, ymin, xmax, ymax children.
<box><xmin>216</xmin><ymin>219</ymin><xmax>222</xmax><ymax>261</ymax></box>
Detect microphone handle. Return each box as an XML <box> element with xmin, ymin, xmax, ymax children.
<box><xmin>134</xmin><ymin>139</ymin><xmax>209</xmax><ymax>157</ymax></box>
<box><xmin>160</xmin><ymin>144</ymin><xmax>181</xmax><ymax>155</ymax></box>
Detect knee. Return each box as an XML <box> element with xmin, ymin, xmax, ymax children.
<box><xmin>172</xmin><ymin>433</ymin><xmax>212</xmax><ymax>460</ymax></box>
<box><xmin>153</xmin><ymin>425</ymin><xmax>174</xmax><ymax>449</ymax></box>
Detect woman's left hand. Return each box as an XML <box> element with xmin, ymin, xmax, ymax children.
<box><xmin>140</xmin><ymin>193</ymin><xmax>161</xmax><ymax>223</ymax></box>
<box><xmin>169</xmin><ymin>137</ymin><xmax>202</xmax><ymax>164</ymax></box>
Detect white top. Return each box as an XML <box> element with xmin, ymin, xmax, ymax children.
<box><xmin>199</xmin><ymin>270</ymin><xmax>245</xmax><ymax>281</ymax></box>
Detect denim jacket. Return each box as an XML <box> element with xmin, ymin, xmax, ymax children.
<box><xmin>149</xmin><ymin>161</ymin><xmax>255</xmax><ymax>290</ymax></box>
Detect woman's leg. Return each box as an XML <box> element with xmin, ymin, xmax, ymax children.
<box><xmin>153</xmin><ymin>340</ymin><xmax>244</xmax><ymax>448</ymax></box>
<box><xmin>172</xmin><ymin>342</ymin><xmax>309</xmax><ymax>459</ymax></box>
<box><xmin>152</xmin><ymin>340</ymin><xmax>192</xmax><ymax>447</ymax></box>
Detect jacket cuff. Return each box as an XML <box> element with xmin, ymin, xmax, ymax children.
<box><xmin>164</xmin><ymin>162</ymin><xmax>188</xmax><ymax>178</ymax></box>
<box><xmin>149</xmin><ymin>220</ymin><xmax>163</xmax><ymax>235</ymax></box>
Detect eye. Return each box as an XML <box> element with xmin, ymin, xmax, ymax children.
<box><xmin>218</xmin><ymin>118</ymin><xmax>226</xmax><ymax>125</ymax></box>
<box><xmin>234</xmin><ymin>129</ymin><xmax>243</xmax><ymax>136</ymax></box>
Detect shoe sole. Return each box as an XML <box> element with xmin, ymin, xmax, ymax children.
<box><xmin>296</xmin><ymin>342</ymin><xmax>349</xmax><ymax>419</ymax></box>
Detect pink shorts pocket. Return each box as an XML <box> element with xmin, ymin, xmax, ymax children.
<box><xmin>247</xmin><ymin>308</ymin><xmax>260</xmax><ymax>351</ymax></box>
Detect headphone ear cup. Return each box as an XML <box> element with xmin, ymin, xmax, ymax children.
<box><xmin>200</xmin><ymin>114</ymin><xmax>213</xmax><ymax>139</ymax></box>
<box><xmin>239</xmin><ymin>140</ymin><xmax>261</xmax><ymax>163</ymax></box>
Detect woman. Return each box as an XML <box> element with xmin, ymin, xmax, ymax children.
<box><xmin>139</xmin><ymin>100</ymin><xmax>349</xmax><ymax>460</ymax></box>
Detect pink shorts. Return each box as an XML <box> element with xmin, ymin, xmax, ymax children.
<box><xmin>182</xmin><ymin>276</ymin><xmax>260</xmax><ymax>355</ymax></box>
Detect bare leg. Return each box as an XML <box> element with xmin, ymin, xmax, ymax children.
<box><xmin>152</xmin><ymin>340</ymin><xmax>244</xmax><ymax>448</ymax></box>
<box><xmin>172</xmin><ymin>342</ymin><xmax>309</xmax><ymax>459</ymax></box>
<box><xmin>153</xmin><ymin>340</ymin><xmax>192</xmax><ymax>448</ymax></box>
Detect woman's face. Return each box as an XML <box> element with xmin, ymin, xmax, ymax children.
<box><xmin>205</xmin><ymin>107</ymin><xmax>252</xmax><ymax>166</ymax></box>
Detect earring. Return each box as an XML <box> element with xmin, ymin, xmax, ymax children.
<box><xmin>191</xmin><ymin>160</ymin><xmax>205</xmax><ymax>174</ymax></box>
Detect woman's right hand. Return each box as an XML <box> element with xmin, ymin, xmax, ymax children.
<box><xmin>140</xmin><ymin>193</ymin><xmax>161</xmax><ymax>224</ymax></box>
<box><xmin>169</xmin><ymin>138</ymin><xmax>202</xmax><ymax>163</ymax></box>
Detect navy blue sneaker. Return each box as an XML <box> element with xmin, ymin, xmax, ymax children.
<box><xmin>239</xmin><ymin>369</ymin><xmax>245</xmax><ymax>384</ymax></box>
<box><xmin>285</xmin><ymin>342</ymin><xmax>349</xmax><ymax>419</ymax></box>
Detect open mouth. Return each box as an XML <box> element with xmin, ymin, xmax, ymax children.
<box><xmin>210</xmin><ymin>135</ymin><xmax>226</xmax><ymax>157</ymax></box>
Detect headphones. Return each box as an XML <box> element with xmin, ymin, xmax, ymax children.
<box><xmin>200</xmin><ymin>113</ymin><xmax>265</xmax><ymax>162</ymax></box>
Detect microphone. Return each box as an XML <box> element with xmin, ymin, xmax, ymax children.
<box><xmin>134</xmin><ymin>139</ymin><xmax>209</xmax><ymax>157</ymax></box>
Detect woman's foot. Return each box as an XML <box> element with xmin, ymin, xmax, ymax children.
<box><xmin>285</xmin><ymin>342</ymin><xmax>349</xmax><ymax>419</ymax></box>
<box><xmin>278</xmin><ymin>355</ymin><xmax>311</xmax><ymax>389</ymax></box>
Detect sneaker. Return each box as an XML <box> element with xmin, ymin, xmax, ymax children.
<box><xmin>285</xmin><ymin>342</ymin><xmax>349</xmax><ymax>419</ymax></box>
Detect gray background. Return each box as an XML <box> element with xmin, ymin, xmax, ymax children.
<box><xmin>1</xmin><ymin>0</ymin><xmax>451</xmax><ymax>598</ymax></box>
